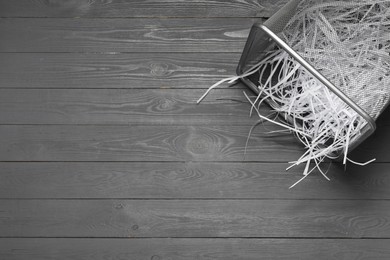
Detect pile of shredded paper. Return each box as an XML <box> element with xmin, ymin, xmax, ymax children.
<box><xmin>198</xmin><ymin>0</ymin><xmax>390</xmax><ymax>187</ymax></box>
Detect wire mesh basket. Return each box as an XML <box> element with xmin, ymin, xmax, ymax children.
<box><xmin>237</xmin><ymin>0</ymin><xmax>390</xmax><ymax>158</ymax></box>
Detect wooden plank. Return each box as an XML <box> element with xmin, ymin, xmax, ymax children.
<box><xmin>1</xmin><ymin>199</ymin><xmax>390</xmax><ymax>238</ymax></box>
<box><xmin>1</xmin><ymin>162</ymin><xmax>390</xmax><ymax>199</ymax></box>
<box><xmin>3</xmin><ymin>53</ymin><xmax>389</xmax><ymax>125</ymax></box>
<box><xmin>0</xmin><ymin>89</ymin><xmax>259</xmax><ymax>125</ymax></box>
<box><xmin>0</xmin><ymin>18</ymin><xmax>255</xmax><ymax>53</ymax></box>
<box><xmin>1</xmin><ymin>238</ymin><xmax>389</xmax><ymax>260</ymax></box>
<box><xmin>0</xmin><ymin>53</ymin><xmax>241</xmax><ymax>89</ymax></box>
<box><xmin>0</xmin><ymin>125</ymin><xmax>303</xmax><ymax>162</ymax></box>
<box><xmin>0</xmin><ymin>124</ymin><xmax>388</xmax><ymax>162</ymax></box>
<box><xmin>0</xmin><ymin>0</ymin><xmax>287</xmax><ymax>18</ymax></box>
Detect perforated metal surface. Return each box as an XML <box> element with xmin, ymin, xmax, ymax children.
<box><xmin>277</xmin><ymin>0</ymin><xmax>390</xmax><ymax>120</ymax></box>
<box><xmin>263</xmin><ymin>0</ymin><xmax>300</xmax><ymax>34</ymax></box>
<box><xmin>239</xmin><ymin>0</ymin><xmax>390</xmax><ymax>121</ymax></box>
<box><xmin>237</xmin><ymin>0</ymin><xmax>390</xmax><ymax>154</ymax></box>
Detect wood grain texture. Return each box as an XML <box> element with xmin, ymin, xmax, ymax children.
<box><xmin>2</xmin><ymin>0</ymin><xmax>389</xmax><ymax>258</ymax></box>
<box><xmin>0</xmin><ymin>162</ymin><xmax>389</xmax><ymax>199</ymax></box>
<box><xmin>1</xmin><ymin>199</ymin><xmax>390</xmax><ymax>238</ymax></box>
<box><xmin>0</xmin><ymin>88</ymin><xmax>259</xmax><ymax>125</ymax></box>
<box><xmin>1</xmin><ymin>238</ymin><xmax>389</xmax><ymax>260</ymax></box>
<box><xmin>0</xmin><ymin>124</ymin><xmax>387</xmax><ymax>162</ymax></box>
<box><xmin>0</xmin><ymin>125</ymin><xmax>304</xmax><ymax>162</ymax></box>
<box><xmin>0</xmin><ymin>18</ymin><xmax>255</xmax><ymax>53</ymax></box>
<box><xmin>0</xmin><ymin>0</ymin><xmax>287</xmax><ymax>18</ymax></box>
<box><xmin>0</xmin><ymin>53</ymin><xmax>241</xmax><ymax>89</ymax></box>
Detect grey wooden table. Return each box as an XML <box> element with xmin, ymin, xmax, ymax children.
<box><xmin>1</xmin><ymin>0</ymin><xmax>390</xmax><ymax>259</ymax></box>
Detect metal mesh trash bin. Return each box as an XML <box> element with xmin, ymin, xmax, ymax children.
<box><xmin>237</xmin><ymin>0</ymin><xmax>390</xmax><ymax>158</ymax></box>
